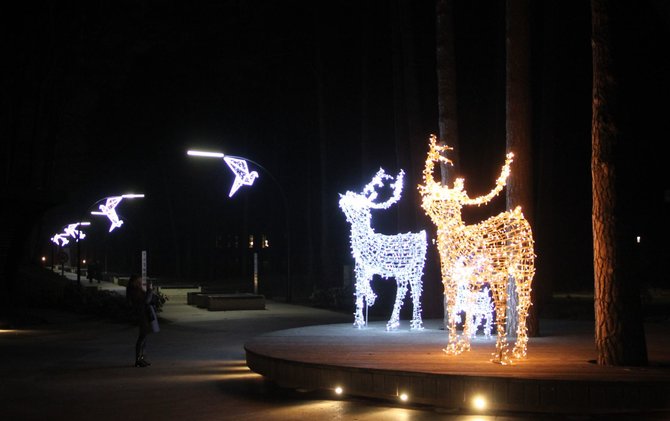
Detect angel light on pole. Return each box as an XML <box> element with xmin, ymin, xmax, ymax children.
<box><xmin>51</xmin><ymin>233</ymin><xmax>70</xmax><ymax>247</ymax></box>
<box><xmin>51</xmin><ymin>222</ymin><xmax>90</xmax><ymax>260</ymax></box>
<box><xmin>61</xmin><ymin>222</ymin><xmax>90</xmax><ymax>242</ymax></box>
<box><xmin>187</xmin><ymin>148</ymin><xmax>292</xmax><ymax>300</ymax></box>
<box><xmin>51</xmin><ymin>222</ymin><xmax>90</xmax><ymax>284</ymax></box>
<box><xmin>187</xmin><ymin>150</ymin><xmax>258</xmax><ymax>197</ymax></box>
<box><xmin>90</xmin><ymin>194</ymin><xmax>145</xmax><ymax>232</ymax></box>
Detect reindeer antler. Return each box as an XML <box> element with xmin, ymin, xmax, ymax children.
<box><xmin>422</xmin><ymin>134</ymin><xmax>453</xmax><ymax>188</ymax></box>
<box><xmin>363</xmin><ymin>168</ymin><xmax>405</xmax><ymax>209</ymax></box>
<box><xmin>461</xmin><ymin>152</ymin><xmax>514</xmax><ymax>206</ymax></box>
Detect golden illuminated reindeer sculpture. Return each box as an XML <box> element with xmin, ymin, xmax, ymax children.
<box><xmin>418</xmin><ymin>135</ymin><xmax>535</xmax><ymax>364</ymax></box>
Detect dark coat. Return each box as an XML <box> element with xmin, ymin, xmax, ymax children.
<box><xmin>128</xmin><ymin>285</ymin><xmax>160</xmax><ymax>334</ymax></box>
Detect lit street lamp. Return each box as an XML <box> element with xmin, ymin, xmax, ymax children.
<box><xmin>88</xmin><ymin>193</ymin><xmax>145</xmax><ymax>280</ymax></box>
<box><xmin>187</xmin><ymin>149</ymin><xmax>292</xmax><ymax>301</ymax></box>
<box><xmin>51</xmin><ymin>222</ymin><xmax>90</xmax><ymax>284</ymax></box>
<box><xmin>90</xmin><ymin>194</ymin><xmax>145</xmax><ymax>232</ymax></box>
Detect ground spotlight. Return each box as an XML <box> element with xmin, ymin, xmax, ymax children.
<box><xmin>399</xmin><ymin>392</ymin><xmax>409</xmax><ymax>402</ymax></box>
<box><xmin>334</xmin><ymin>386</ymin><xmax>343</xmax><ymax>395</ymax></box>
<box><xmin>472</xmin><ymin>395</ymin><xmax>487</xmax><ymax>411</ymax></box>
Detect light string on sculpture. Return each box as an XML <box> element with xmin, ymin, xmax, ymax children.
<box><xmin>187</xmin><ymin>150</ymin><xmax>259</xmax><ymax>197</ymax></box>
<box><xmin>339</xmin><ymin>168</ymin><xmax>427</xmax><ymax>331</ymax></box>
<box><xmin>90</xmin><ymin>194</ymin><xmax>145</xmax><ymax>232</ymax></box>
<box><xmin>418</xmin><ymin>134</ymin><xmax>535</xmax><ymax>364</ymax></box>
<box><xmin>453</xmin><ymin>256</ymin><xmax>494</xmax><ymax>339</ymax></box>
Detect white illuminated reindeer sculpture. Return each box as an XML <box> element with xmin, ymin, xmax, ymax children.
<box><xmin>419</xmin><ymin>135</ymin><xmax>535</xmax><ymax>364</ymax></box>
<box><xmin>339</xmin><ymin>169</ymin><xmax>427</xmax><ymax>331</ymax></box>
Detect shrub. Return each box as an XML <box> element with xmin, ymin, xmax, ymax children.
<box><xmin>16</xmin><ymin>265</ymin><xmax>167</xmax><ymax>324</ymax></box>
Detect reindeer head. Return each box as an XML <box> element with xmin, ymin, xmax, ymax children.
<box><xmin>419</xmin><ymin>134</ymin><xmax>514</xmax><ymax>214</ymax></box>
<box><xmin>339</xmin><ymin>168</ymin><xmax>405</xmax><ymax>226</ymax></box>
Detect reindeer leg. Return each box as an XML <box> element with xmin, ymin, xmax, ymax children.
<box><xmin>409</xmin><ymin>278</ymin><xmax>424</xmax><ymax>330</ymax></box>
<box><xmin>443</xmin><ymin>280</ymin><xmax>468</xmax><ymax>354</ymax></box>
<box><xmin>386</xmin><ymin>278</ymin><xmax>408</xmax><ymax>331</ymax></box>
<box><xmin>472</xmin><ymin>313</ymin><xmax>482</xmax><ymax>339</ymax></box>
<box><xmin>512</xmin><ymin>276</ymin><xmax>532</xmax><ymax>360</ymax></box>
<box><xmin>353</xmin><ymin>267</ymin><xmax>368</xmax><ymax>329</ymax></box>
<box><xmin>491</xmin><ymin>294</ymin><xmax>511</xmax><ymax>365</ymax></box>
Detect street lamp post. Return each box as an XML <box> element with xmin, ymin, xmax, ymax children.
<box><xmin>74</xmin><ymin>222</ymin><xmax>91</xmax><ymax>284</ymax></box>
<box><xmin>89</xmin><ymin>193</ymin><xmax>145</xmax><ymax>281</ymax></box>
<box><xmin>90</xmin><ymin>194</ymin><xmax>145</xmax><ymax>232</ymax></box>
<box><xmin>188</xmin><ymin>150</ymin><xmax>292</xmax><ymax>301</ymax></box>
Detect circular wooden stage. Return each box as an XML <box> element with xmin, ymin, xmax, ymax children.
<box><xmin>245</xmin><ymin>319</ymin><xmax>670</xmax><ymax>415</ymax></box>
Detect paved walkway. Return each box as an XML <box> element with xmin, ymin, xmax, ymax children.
<box><xmin>1</xmin><ymin>278</ymin><xmax>669</xmax><ymax>419</ymax></box>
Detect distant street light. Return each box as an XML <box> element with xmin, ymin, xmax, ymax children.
<box><xmin>90</xmin><ymin>194</ymin><xmax>145</xmax><ymax>232</ymax></box>
<box><xmin>187</xmin><ymin>149</ymin><xmax>292</xmax><ymax>301</ymax></box>
<box><xmin>51</xmin><ymin>222</ymin><xmax>90</xmax><ymax>284</ymax></box>
<box><xmin>187</xmin><ymin>150</ymin><xmax>258</xmax><ymax>197</ymax></box>
<box><xmin>51</xmin><ymin>221</ymin><xmax>89</xmax><ymax>245</ymax></box>
<box><xmin>87</xmin><ymin>193</ymin><xmax>145</xmax><ymax>281</ymax></box>
<box><xmin>187</xmin><ymin>150</ymin><xmax>224</xmax><ymax>158</ymax></box>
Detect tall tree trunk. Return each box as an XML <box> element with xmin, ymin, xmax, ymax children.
<box><xmin>359</xmin><ymin>4</ymin><xmax>371</xmax><ymax>177</ymax></box>
<box><xmin>313</xmin><ymin>5</ymin><xmax>333</xmax><ymax>293</ymax></box>
<box><xmin>505</xmin><ymin>0</ymin><xmax>538</xmax><ymax>336</ymax></box>
<box><xmin>435</xmin><ymin>0</ymin><xmax>460</xmax><ymax>182</ymax></box>
<box><xmin>591</xmin><ymin>0</ymin><xmax>647</xmax><ymax>366</ymax></box>
<box><xmin>391</xmin><ymin>0</ymin><xmax>425</xmax><ymax>233</ymax></box>
<box><xmin>435</xmin><ymin>0</ymin><xmax>460</xmax><ymax>328</ymax></box>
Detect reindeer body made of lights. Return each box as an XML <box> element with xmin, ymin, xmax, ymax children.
<box><xmin>339</xmin><ymin>168</ymin><xmax>427</xmax><ymax>331</ymax></box>
<box><xmin>453</xmin><ymin>257</ymin><xmax>494</xmax><ymax>339</ymax></box>
<box><xmin>419</xmin><ymin>135</ymin><xmax>535</xmax><ymax>364</ymax></box>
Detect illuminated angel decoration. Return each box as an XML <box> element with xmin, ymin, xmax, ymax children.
<box><xmin>419</xmin><ymin>135</ymin><xmax>535</xmax><ymax>364</ymax></box>
<box><xmin>91</xmin><ymin>197</ymin><xmax>124</xmax><ymax>232</ymax></box>
<box><xmin>339</xmin><ymin>168</ymin><xmax>427</xmax><ymax>331</ymax></box>
<box><xmin>224</xmin><ymin>156</ymin><xmax>259</xmax><ymax>197</ymax></box>
<box><xmin>51</xmin><ymin>233</ymin><xmax>70</xmax><ymax>247</ymax></box>
<box><xmin>90</xmin><ymin>194</ymin><xmax>144</xmax><ymax>232</ymax></box>
<box><xmin>63</xmin><ymin>223</ymin><xmax>88</xmax><ymax>241</ymax></box>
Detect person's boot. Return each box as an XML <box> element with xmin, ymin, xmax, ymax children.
<box><xmin>139</xmin><ymin>355</ymin><xmax>151</xmax><ymax>366</ymax></box>
<box><xmin>135</xmin><ymin>358</ymin><xmax>149</xmax><ymax>367</ymax></box>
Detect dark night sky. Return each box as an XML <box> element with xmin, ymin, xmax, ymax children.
<box><xmin>4</xmin><ymin>1</ymin><xmax>669</xmax><ymax>305</ymax></box>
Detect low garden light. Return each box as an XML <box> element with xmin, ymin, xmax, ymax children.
<box><xmin>472</xmin><ymin>395</ymin><xmax>488</xmax><ymax>411</ymax></box>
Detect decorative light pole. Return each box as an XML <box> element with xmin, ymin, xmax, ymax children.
<box><xmin>52</xmin><ymin>222</ymin><xmax>90</xmax><ymax>284</ymax></box>
<box><xmin>187</xmin><ymin>149</ymin><xmax>292</xmax><ymax>301</ymax></box>
<box><xmin>89</xmin><ymin>193</ymin><xmax>145</xmax><ymax>279</ymax></box>
<box><xmin>90</xmin><ymin>194</ymin><xmax>145</xmax><ymax>232</ymax></box>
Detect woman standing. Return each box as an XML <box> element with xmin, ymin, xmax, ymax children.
<box><xmin>126</xmin><ymin>274</ymin><xmax>159</xmax><ymax>367</ymax></box>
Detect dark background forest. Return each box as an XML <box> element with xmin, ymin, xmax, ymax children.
<box><xmin>2</xmin><ymin>1</ymin><xmax>668</xmax><ymax>316</ymax></box>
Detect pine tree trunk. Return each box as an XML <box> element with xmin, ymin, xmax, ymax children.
<box><xmin>313</xmin><ymin>5</ymin><xmax>333</xmax><ymax>293</ymax></box>
<box><xmin>435</xmin><ymin>0</ymin><xmax>460</xmax><ymax>182</ymax></box>
<box><xmin>591</xmin><ymin>0</ymin><xmax>647</xmax><ymax>366</ymax></box>
<box><xmin>505</xmin><ymin>0</ymin><xmax>537</xmax><ymax>336</ymax></box>
<box><xmin>436</xmin><ymin>0</ymin><xmax>460</xmax><ymax>329</ymax></box>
